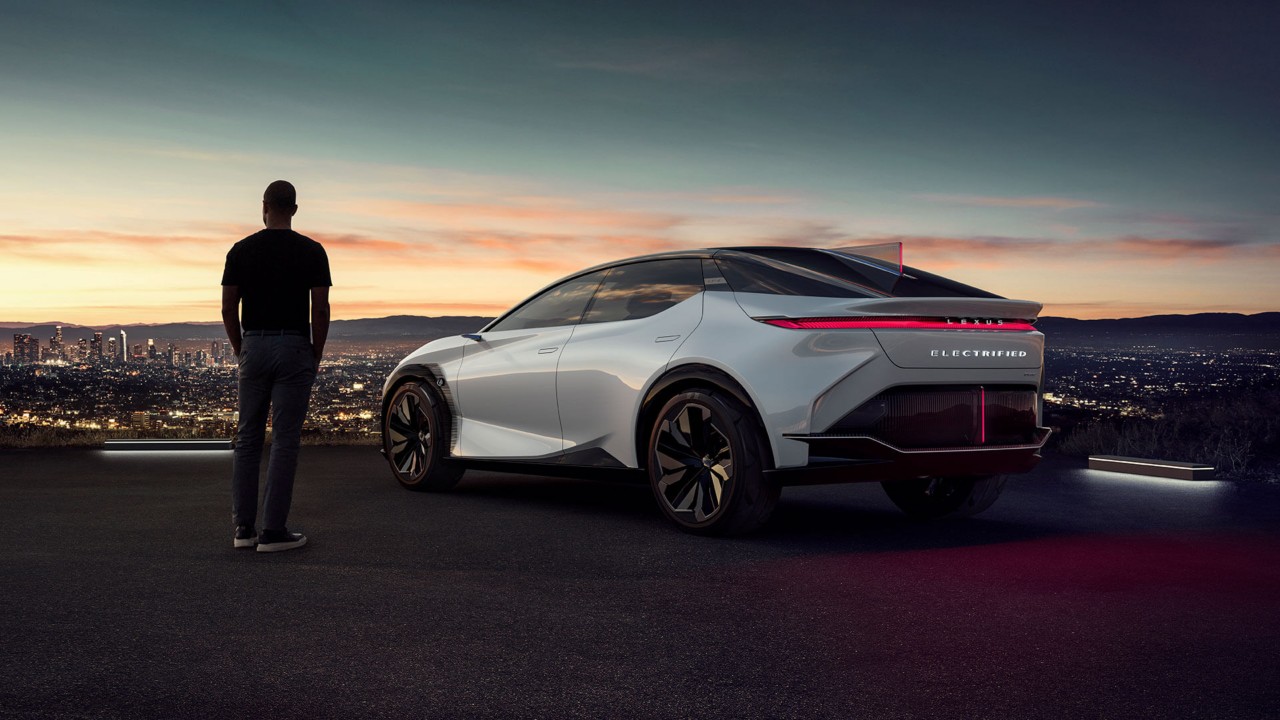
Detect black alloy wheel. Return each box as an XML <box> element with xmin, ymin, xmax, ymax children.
<box><xmin>654</xmin><ymin>402</ymin><xmax>732</xmax><ymax>522</ymax></box>
<box><xmin>648</xmin><ymin>389</ymin><xmax>778</xmax><ymax>535</ymax></box>
<box><xmin>880</xmin><ymin>475</ymin><xmax>1006</xmax><ymax>519</ymax></box>
<box><xmin>383</xmin><ymin>380</ymin><xmax>463</xmax><ymax>491</ymax></box>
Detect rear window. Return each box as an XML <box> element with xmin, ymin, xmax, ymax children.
<box><xmin>714</xmin><ymin>255</ymin><xmax>878</xmax><ymax>298</ymax></box>
<box><xmin>721</xmin><ymin>248</ymin><xmax>1002</xmax><ymax>299</ymax></box>
<box><xmin>888</xmin><ymin>266</ymin><xmax>1002</xmax><ymax>298</ymax></box>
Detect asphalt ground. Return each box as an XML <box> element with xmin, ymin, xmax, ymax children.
<box><xmin>1</xmin><ymin>447</ymin><xmax>1278</xmax><ymax>719</ymax></box>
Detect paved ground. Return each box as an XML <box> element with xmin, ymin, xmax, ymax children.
<box><xmin>1</xmin><ymin>447</ymin><xmax>1278</xmax><ymax>719</ymax></box>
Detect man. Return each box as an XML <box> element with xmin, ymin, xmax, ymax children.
<box><xmin>221</xmin><ymin>180</ymin><xmax>331</xmax><ymax>552</ymax></box>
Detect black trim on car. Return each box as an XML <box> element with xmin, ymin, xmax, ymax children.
<box><xmin>770</xmin><ymin>428</ymin><xmax>1051</xmax><ymax>486</ymax></box>
<box><xmin>453</xmin><ymin>458</ymin><xmax>645</xmax><ymax>483</ymax></box>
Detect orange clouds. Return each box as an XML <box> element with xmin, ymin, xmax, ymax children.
<box><xmin>917</xmin><ymin>194</ymin><xmax>1103</xmax><ymax>210</ymax></box>
<box><xmin>848</xmin><ymin>233</ymin><xmax>1265</xmax><ymax>269</ymax></box>
<box><xmin>1109</xmin><ymin>235</ymin><xmax>1244</xmax><ymax>260</ymax></box>
<box><xmin>3</xmin><ymin>188</ymin><xmax>1278</xmax><ymax>326</ymax></box>
<box><xmin>330</xmin><ymin>300</ymin><xmax>510</xmax><ymax>316</ymax></box>
<box><xmin>0</xmin><ymin>229</ymin><xmax>232</xmax><ymax>266</ymax></box>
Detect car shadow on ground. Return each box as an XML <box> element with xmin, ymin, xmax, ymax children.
<box><xmin>450</xmin><ymin>471</ymin><xmax>1068</xmax><ymax>554</ymax></box>
<box><xmin>759</xmin><ymin>496</ymin><xmax>1066</xmax><ymax>554</ymax></box>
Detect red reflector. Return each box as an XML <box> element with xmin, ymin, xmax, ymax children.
<box><xmin>760</xmin><ymin>317</ymin><xmax>1036</xmax><ymax>331</ymax></box>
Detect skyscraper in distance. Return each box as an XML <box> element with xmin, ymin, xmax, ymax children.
<box><xmin>119</xmin><ymin>329</ymin><xmax>128</xmax><ymax>363</ymax></box>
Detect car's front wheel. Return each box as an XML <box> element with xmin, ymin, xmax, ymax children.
<box><xmin>383</xmin><ymin>380</ymin><xmax>463</xmax><ymax>492</ymax></box>
<box><xmin>881</xmin><ymin>476</ymin><xmax>1006</xmax><ymax>519</ymax></box>
<box><xmin>647</xmin><ymin>389</ymin><xmax>779</xmax><ymax>535</ymax></box>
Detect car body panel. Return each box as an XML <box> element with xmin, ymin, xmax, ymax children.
<box><xmin>666</xmin><ymin>291</ymin><xmax>887</xmax><ymax>468</ymax></box>
<box><xmin>556</xmin><ymin>293</ymin><xmax>704</xmax><ymax>467</ymax></box>
<box><xmin>872</xmin><ymin>329</ymin><xmax>1044</xmax><ymax>369</ymax></box>
<box><xmin>452</xmin><ymin>327</ymin><xmax>572</xmax><ymax>458</ymax></box>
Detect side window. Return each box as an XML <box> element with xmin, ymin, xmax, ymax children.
<box><xmin>487</xmin><ymin>271</ymin><xmax>607</xmax><ymax>332</ymax></box>
<box><xmin>582</xmin><ymin>259</ymin><xmax>704</xmax><ymax>324</ymax></box>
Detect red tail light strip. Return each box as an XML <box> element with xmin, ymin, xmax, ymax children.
<box><xmin>980</xmin><ymin>386</ymin><xmax>986</xmax><ymax>444</ymax></box>
<box><xmin>760</xmin><ymin>317</ymin><xmax>1036</xmax><ymax>331</ymax></box>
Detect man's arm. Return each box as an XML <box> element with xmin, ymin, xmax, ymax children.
<box><xmin>311</xmin><ymin>286</ymin><xmax>330</xmax><ymax>369</ymax></box>
<box><xmin>221</xmin><ymin>285</ymin><xmax>242</xmax><ymax>355</ymax></box>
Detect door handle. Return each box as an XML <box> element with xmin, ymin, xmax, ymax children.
<box><xmin>654</xmin><ymin>335</ymin><xmax>681</xmax><ymax>343</ymax></box>
<box><xmin>537</xmin><ymin>347</ymin><xmax>559</xmax><ymax>354</ymax></box>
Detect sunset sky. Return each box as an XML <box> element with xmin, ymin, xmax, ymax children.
<box><xmin>2</xmin><ymin>0</ymin><xmax>1277</xmax><ymax>324</ymax></box>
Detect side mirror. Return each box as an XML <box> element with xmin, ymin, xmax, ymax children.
<box><xmin>462</xmin><ymin>334</ymin><xmax>483</xmax><ymax>342</ymax></box>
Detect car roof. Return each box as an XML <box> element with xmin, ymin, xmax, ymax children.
<box><xmin>562</xmin><ymin>246</ymin><xmax>834</xmax><ymax>278</ymax></box>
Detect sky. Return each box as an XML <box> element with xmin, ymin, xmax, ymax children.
<box><xmin>1</xmin><ymin>0</ymin><xmax>1277</xmax><ymax>323</ymax></box>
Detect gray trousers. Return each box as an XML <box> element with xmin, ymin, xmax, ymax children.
<box><xmin>232</xmin><ymin>334</ymin><xmax>316</xmax><ymax>531</ymax></box>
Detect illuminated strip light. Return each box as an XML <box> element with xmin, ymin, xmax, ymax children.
<box><xmin>104</xmin><ymin>439</ymin><xmax>232</xmax><ymax>451</ymax></box>
<box><xmin>1092</xmin><ymin>458</ymin><xmax>1212</xmax><ymax>471</ymax></box>
<box><xmin>1087</xmin><ymin>455</ymin><xmax>1215</xmax><ymax>481</ymax></box>
<box><xmin>980</xmin><ymin>386</ymin><xmax>986</xmax><ymax>444</ymax></box>
<box><xmin>760</xmin><ymin>317</ymin><xmax>1037</xmax><ymax>331</ymax></box>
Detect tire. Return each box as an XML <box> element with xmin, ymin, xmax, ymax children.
<box><xmin>881</xmin><ymin>475</ymin><xmax>1007</xmax><ymax>520</ymax></box>
<box><xmin>647</xmin><ymin>388</ymin><xmax>779</xmax><ymax>535</ymax></box>
<box><xmin>382</xmin><ymin>380</ymin><xmax>464</xmax><ymax>492</ymax></box>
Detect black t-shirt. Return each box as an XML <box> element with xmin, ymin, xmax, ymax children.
<box><xmin>221</xmin><ymin>229</ymin><xmax>332</xmax><ymax>333</ymax></box>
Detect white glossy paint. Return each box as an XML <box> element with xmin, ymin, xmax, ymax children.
<box><xmin>557</xmin><ymin>293</ymin><xmax>704</xmax><ymax>466</ymax></box>
<box><xmin>385</xmin><ymin>250</ymin><xmax>1047</xmax><ymax>473</ymax></box>
<box><xmin>670</xmin><ymin>292</ymin><xmax>890</xmax><ymax>467</ymax></box>
<box><xmin>455</xmin><ymin>416</ymin><xmax>564</xmax><ymax>459</ymax></box>
<box><xmin>451</xmin><ymin>326</ymin><xmax>571</xmax><ymax>458</ymax></box>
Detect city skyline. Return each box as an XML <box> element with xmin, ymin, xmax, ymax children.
<box><xmin>3</xmin><ymin>1</ymin><xmax>1278</xmax><ymax>323</ymax></box>
<box><xmin>7</xmin><ymin>325</ymin><xmax>229</xmax><ymax>367</ymax></box>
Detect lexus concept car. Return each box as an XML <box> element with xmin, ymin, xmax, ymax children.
<box><xmin>381</xmin><ymin>244</ymin><xmax>1050</xmax><ymax>534</ymax></box>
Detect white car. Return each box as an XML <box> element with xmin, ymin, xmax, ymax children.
<box><xmin>381</xmin><ymin>244</ymin><xmax>1049</xmax><ymax>534</ymax></box>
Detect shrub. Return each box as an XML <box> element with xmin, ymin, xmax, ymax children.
<box><xmin>1054</xmin><ymin>393</ymin><xmax>1280</xmax><ymax>481</ymax></box>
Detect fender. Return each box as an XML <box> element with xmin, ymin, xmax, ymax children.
<box><xmin>380</xmin><ymin>363</ymin><xmax>459</xmax><ymax>456</ymax></box>
<box><xmin>636</xmin><ymin>363</ymin><xmax>774</xmax><ymax>470</ymax></box>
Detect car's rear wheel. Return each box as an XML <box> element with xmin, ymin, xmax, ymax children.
<box><xmin>383</xmin><ymin>380</ymin><xmax>463</xmax><ymax>492</ymax></box>
<box><xmin>881</xmin><ymin>475</ymin><xmax>1006</xmax><ymax>519</ymax></box>
<box><xmin>648</xmin><ymin>389</ymin><xmax>779</xmax><ymax>535</ymax></box>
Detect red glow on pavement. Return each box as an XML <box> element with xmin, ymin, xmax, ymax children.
<box><xmin>760</xmin><ymin>533</ymin><xmax>1280</xmax><ymax>600</ymax></box>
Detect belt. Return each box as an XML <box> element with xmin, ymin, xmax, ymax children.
<box><xmin>244</xmin><ymin>329</ymin><xmax>307</xmax><ymax>336</ymax></box>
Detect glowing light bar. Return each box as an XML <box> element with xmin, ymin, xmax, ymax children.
<box><xmin>103</xmin><ymin>439</ymin><xmax>232</xmax><ymax>451</ymax></box>
<box><xmin>760</xmin><ymin>317</ymin><xmax>1037</xmax><ymax>331</ymax></box>
<box><xmin>1088</xmin><ymin>455</ymin><xmax>1215</xmax><ymax>481</ymax></box>
<box><xmin>980</xmin><ymin>386</ymin><xmax>986</xmax><ymax>444</ymax></box>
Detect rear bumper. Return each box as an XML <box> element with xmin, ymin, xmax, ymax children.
<box><xmin>767</xmin><ymin>427</ymin><xmax>1051</xmax><ymax>486</ymax></box>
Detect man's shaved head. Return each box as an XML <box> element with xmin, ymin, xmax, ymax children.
<box><xmin>263</xmin><ymin>180</ymin><xmax>297</xmax><ymax>210</ymax></box>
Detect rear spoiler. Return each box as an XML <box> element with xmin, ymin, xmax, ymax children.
<box><xmin>819</xmin><ymin>243</ymin><xmax>903</xmax><ymax>294</ymax></box>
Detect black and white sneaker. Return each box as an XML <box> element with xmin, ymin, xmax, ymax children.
<box><xmin>256</xmin><ymin>529</ymin><xmax>307</xmax><ymax>553</ymax></box>
<box><xmin>233</xmin><ymin>525</ymin><xmax>258</xmax><ymax>549</ymax></box>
